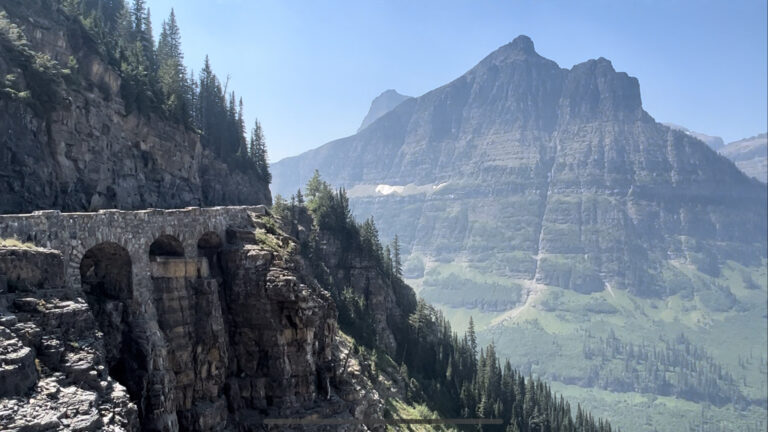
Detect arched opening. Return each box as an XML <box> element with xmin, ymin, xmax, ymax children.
<box><xmin>149</xmin><ymin>234</ymin><xmax>184</xmax><ymax>260</ymax></box>
<box><xmin>197</xmin><ymin>231</ymin><xmax>223</xmax><ymax>279</ymax></box>
<box><xmin>79</xmin><ymin>242</ymin><xmax>144</xmax><ymax>403</ymax></box>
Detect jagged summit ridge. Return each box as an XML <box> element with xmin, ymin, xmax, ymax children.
<box><xmin>562</xmin><ymin>56</ymin><xmax>643</xmax><ymax>120</ymax></box>
<box><xmin>274</xmin><ymin>36</ymin><xmax>656</xmax><ymax>189</ymax></box>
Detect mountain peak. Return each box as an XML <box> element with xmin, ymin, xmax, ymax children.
<box><xmin>509</xmin><ymin>35</ymin><xmax>535</xmax><ymax>53</ymax></box>
<box><xmin>379</xmin><ymin>89</ymin><xmax>403</xmax><ymax>97</ymax></box>
<box><xmin>358</xmin><ymin>89</ymin><xmax>413</xmax><ymax>132</ymax></box>
<box><xmin>491</xmin><ymin>35</ymin><xmax>538</xmax><ymax>59</ymax></box>
<box><xmin>472</xmin><ymin>36</ymin><xmax>547</xmax><ymax>71</ymax></box>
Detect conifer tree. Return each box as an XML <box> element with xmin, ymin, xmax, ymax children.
<box><xmin>467</xmin><ymin>317</ymin><xmax>478</xmax><ymax>357</ymax></box>
<box><xmin>157</xmin><ymin>9</ymin><xmax>189</xmax><ymax>123</ymax></box>
<box><xmin>361</xmin><ymin>217</ymin><xmax>383</xmax><ymax>258</ymax></box>
<box><xmin>249</xmin><ymin>118</ymin><xmax>270</xmax><ymax>182</ymax></box>
<box><xmin>141</xmin><ymin>8</ymin><xmax>155</xmax><ymax>72</ymax></box>
<box><xmin>130</xmin><ymin>0</ymin><xmax>147</xmax><ymax>39</ymax></box>
<box><xmin>237</xmin><ymin>98</ymin><xmax>246</xmax><ymax>151</ymax></box>
<box><xmin>306</xmin><ymin>170</ymin><xmax>324</xmax><ymax>202</ymax></box>
<box><xmin>393</xmin><ymin>234</ymin><xmax>403</xmax><ymax>279</ymax></box>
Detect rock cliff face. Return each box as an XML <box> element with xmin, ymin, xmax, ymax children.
<box><xmin>280</xmin><ymin>208</ymin><xmax>416</xmax><ymax>356</ymax></box>
<box><xmin>271</xmin><ymin>35</ymin><xmax>768</xmax><ymax>300</ymax></box>
<box><xmin>0</xmin><ymin>1</ymin><xmax>270</xmax><ymax>215</ymax></box>
<box><xmin>0</xmin><ymin>246</ymin><xmax>139</xmax><ymax>431</ymax></box>
<box><xmin>0</xmin><ymin>213</ymin><xmax>387</xmax><ymax>431</ymax></box>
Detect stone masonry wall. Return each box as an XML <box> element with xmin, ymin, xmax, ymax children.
<box><xmin>0</xmin><ymin>206</ymin><xmax>263</xmax><ymax>293</ymax></box>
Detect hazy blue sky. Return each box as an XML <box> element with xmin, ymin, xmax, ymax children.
<box><xmin>145</xmin><ymin>0</ymin><xmax>767</xmax><ymax>162</ymax></box>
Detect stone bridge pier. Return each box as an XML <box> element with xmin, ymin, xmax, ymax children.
<box><xmin>0</xmin><ymin>205</ymin><xmax>265</xmax><ymax>431</ymax></box>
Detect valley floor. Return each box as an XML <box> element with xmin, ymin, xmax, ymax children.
<box><xmin>411</xmin><ymin>258</ymin><xmax>768</xmax><ymax>432</ymax></box>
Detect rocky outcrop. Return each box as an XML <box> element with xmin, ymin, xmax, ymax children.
<box><xmin>0</xmin><ymin>0</ymin><xmax>270</xmax><ymax>215</ymax></box>
<box><xmin>271</xmin><ymin>35</ymin><xmax>768</xmax><ymax>300</ymax></box>
<box><xmin>0</xmin><ymin>212</ymin><xmax>388</xmax><ymax>431</ymax></box>
<box><xmin>0</xmin><ymin>246</ymin><xmax>138</xmax><ymax>431</ymax></box>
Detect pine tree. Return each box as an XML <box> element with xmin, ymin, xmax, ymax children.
<box><xmin>197</xmin><ymin>55</ymin><xmax>244</xmax><ymax>162</ymax></box>
<box><xmin>141</xmin><ymin>7</ymin><xmax>155</xmax><ymax>72</ymax></box>
<box><xmin>384</xmin><ymin>245</ymin><xmax>393</xmax><ymax>275</ymax></box>
<box><xmin>361</xmin><ymin>217</ymin><xmax>383</xmax><ymax>258</ymax></box>
<box><xmin>237</xmin><ymin>98</ymin><xmax>246</xmax><ymax>152</ymax></box>
<box><xmin>393</xmin><ymin>234</ymin><xmax>403</xmax><ymax>279</ymax></box>
<box><xmin>249</xmin><ymin>118</ymin><xmax>270</xmax><ymax>182</ymax></box>
<box><xmin>197</xmin><ymin>55</ymin><xmax>218</xmax><ymax>151</ymax></box>
<box><xmin>467</xmin><ymin>317</ymin><xmax>478</xmax><ymax>357</ymax></box>
<box><xmin>227</xmin><ymin>91</ymin><xmax>239</xmax><ymax>155</ymax></box>
<box><xmin>130</xmin><ymin>0</ymin><xmax>147</xmax><ymax>39</ymax></box>
<box><xmin>157</xmin><ymin>9</ymin><xmax>189</xmax><ymax>123</ymax></box>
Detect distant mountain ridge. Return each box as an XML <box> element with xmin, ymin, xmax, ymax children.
<box><xmin>662</xmin><ymin>123</ymin><xmax>725</xmax><ymax>150</ymax></box>
<box><xmin>358</xmin><ymin>89</ymin><xmax>413</xmax><ymax>132</ymax></box>
<box><xmin>720</xmin><ymin>133</ymin><xmax>767</xmax><ymax>182</ymax></box>
<box><xmin>662</xmin><ymin>124</ymin><xmax>766</xmax><ymax>183</ymax></box>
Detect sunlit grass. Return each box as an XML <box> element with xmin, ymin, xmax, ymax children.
<box><xmin>0</xmin><ymin>237</ymin><xmax>37</xmax><ymax>248</ymax></box>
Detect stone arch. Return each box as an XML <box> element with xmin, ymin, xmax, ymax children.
<box><xmin>197</xmin><ymin>231</ymin><xmax>224</xmax><ymax>279</ymax></box>
<box><xmin>79</xmin><ymin>242</ymin><xmax>144</xmax><ymax>403</ymax></box>
<box><xmin>68</xmin><ymin>230</ymin><xmax>141</xmax><ymax>292</ymax></box>
<box><xmin>149</xmin><ymin>234</ymin><xmax>184</xmax><ymax>260</ymax></box>
<box><xmin>80</xmin><ymin>242</ymin><xmax>132</xmax><ymax>301</ymax></box>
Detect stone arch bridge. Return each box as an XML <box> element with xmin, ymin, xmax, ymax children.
<box><xmin>0</xmin><ymin>205</ymin><xmax>265</xmax><ymax>308</ymax></box>
<box><xmin>0</xmin><ymin>205</ymin><xmax>294</xmax><ymax>430</ymax></box>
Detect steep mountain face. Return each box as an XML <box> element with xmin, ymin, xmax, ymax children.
<box><xmin>663</xmin><ymin>123</ymin><xmax>725</xmax><ymax>150</ymax></box>
<box><xmin>0</xmin><ymin>1</ymin><xmax>270</xmax><ymax>215</ymax></box>
<box><xmin>358</xmin><ymin>89</ymin><xmax>413</xmax><ymax>132</ymax></box>
<box><xmin>720</xmin><ymin>133</ymin><xmax>767</xmax><ymax>183</ymax></box>
<box><xmin>272</xmin><ymin>35</ymin><xmax>767</xmax><ymax>298</ymax></box>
